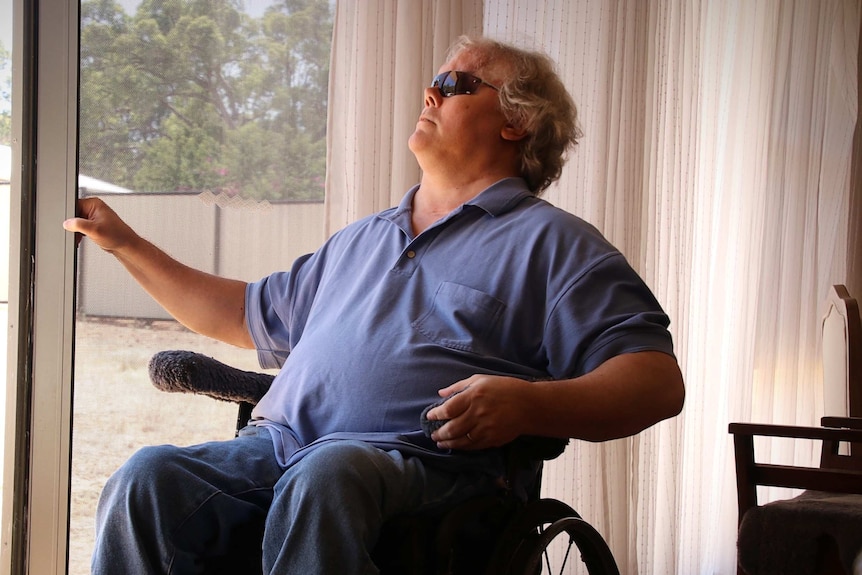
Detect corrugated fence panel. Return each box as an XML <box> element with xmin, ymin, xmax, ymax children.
<box><xmin>77</xmin><ymin>194</ymin><xmax>218</xmax><ymax>319</ymax></box>
<box><xmin>218</xmin><ymin>202</ymin><xmax>326</xmax><ymax>282</ymax></box>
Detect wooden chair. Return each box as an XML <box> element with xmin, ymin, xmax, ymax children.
<box><xmin>728</xmin><ymin>284</ymin><xmax>862</xmax><ymax>575</ymax></box>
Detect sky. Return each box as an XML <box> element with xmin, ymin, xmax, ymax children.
<box><xmin>1</xmin><ymin>0</ymin><xmax>10</xmax><ymax>55</ymax></box>
<box><xmin>0</xmin><ymin>0</ymin><xmax>9</xmax><ymax>48</ymax></box>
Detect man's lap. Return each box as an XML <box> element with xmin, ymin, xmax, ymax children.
<box><xmin>94</xmin><ymin>426</ymin><xmax>493</xmax><ymax>573</ymax></box>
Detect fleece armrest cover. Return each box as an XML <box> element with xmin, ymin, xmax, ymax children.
<box><xmin>149</xmin><ymin>350</ymin><xmax>274</xmax><ymax>405</ymax></box>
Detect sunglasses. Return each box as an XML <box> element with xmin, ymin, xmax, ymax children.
<box><xmin>431</xmin><ymin>71</ymin><xmax>499</xmax><ymax>97</ymax></box>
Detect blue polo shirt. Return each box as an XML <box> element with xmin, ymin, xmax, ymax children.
<box><xmin>246</xmin><ymin>177</ymin><xmax>674</xmax><ymax>471</ymax></box>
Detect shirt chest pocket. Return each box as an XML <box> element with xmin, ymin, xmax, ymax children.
<box><xmin>412</xmin><ymin>281</ymin><xmax>507</xmax><ymax>354</ymax></box>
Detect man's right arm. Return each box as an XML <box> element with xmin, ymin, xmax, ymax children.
<box><xmin>64</xmin><ymin>197</ymin><xmax>254</xmax><ymax>349</ymax></box>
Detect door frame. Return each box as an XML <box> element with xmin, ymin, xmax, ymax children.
<box><xmin>2</xmin><ymin>0</ymin><xmax>79</xmax><ymax>573</ymax></box>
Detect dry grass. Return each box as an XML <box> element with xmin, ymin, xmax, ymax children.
<box><xmin>70</xmin><ymin>317</ymin><xmax>269</xmax><ymax>575</ymax></box>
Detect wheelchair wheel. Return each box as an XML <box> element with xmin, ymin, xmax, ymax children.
<box><xmin>514</xmin><ymin>516</ymin><xmax>620</xmax><ymax>575</ymax></box>
<box><xmin>486</xmin><ymin>499</ymin><xmax>620</xmax><ymax>575</ymax></box>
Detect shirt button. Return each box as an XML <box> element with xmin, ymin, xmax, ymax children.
<box><xmin>406</xmin><ymin>250</ymin><xmax>416</xmax><ymax>259</ymax></box>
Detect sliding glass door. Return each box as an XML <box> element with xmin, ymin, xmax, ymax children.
<box><xmin>2</xmin><ymin>1</ymin><xmax>332</xmax><ymax>573</ymax></box>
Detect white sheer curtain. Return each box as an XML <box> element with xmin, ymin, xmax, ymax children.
<box><xmin>325</xmin><ymin>0</ymin><xmax>483</xmax><ymax>233</ymax></box>
<box><xmin>326</xmin><ymin>1</ymin><xmax>860</xmax><ymax>573</ymax></box>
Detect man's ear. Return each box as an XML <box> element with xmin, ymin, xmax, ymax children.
<box><xmin>501</xmin><ymin>123</ymin><xmax>528</xmax><ymax>142</ymax></box>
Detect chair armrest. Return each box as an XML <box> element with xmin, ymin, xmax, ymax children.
<box><xmin>149</xmin><ymin>350</ymin><xmax>274</xmax><ymax>405</ymax></box>
<box><xmin>728</xmin><ymin>422</ymin><xmax>862</xmax><ymax>443</ymax></box>
<box><xmin>821</xmin><ymin>416</ymin><xmax>862</xmax><ymax>430</ymax></box>
<box><xmin>729</xmin><ymin>421</ymin><xmax>862</xmax><ymax>521</ymax></box>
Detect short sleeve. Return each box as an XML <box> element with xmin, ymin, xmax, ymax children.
<box><xmin>245</xmin><ymin>253</ymin><xmax>317</xmax><ymax>370</ymax></box>
<box><xmin>543</xmin><ymin>253</ymin><xmax>675</xmax><ymax>378</ymax></box>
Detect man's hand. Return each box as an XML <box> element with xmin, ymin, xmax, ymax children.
<box><xmin>63</xmin><ymin>197</ymin><xmax>140</xmax><ymax>253</ymax></box>
<box><xmin>425</xmin><ymin>375</ymin><xmax>534</xmax><ymax>450</ymax></box>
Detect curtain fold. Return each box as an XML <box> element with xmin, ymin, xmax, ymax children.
<box><xmin>324</xmin><ymin>0</ymin><xmax>483</xmax><ymax>235</ymax></box>
<box><xmin>848</xmin><ymin>1</ymin><xmax>862</xmax><ymax>300</ymax></box>
<box><xmin>326</xmin><ymin>1</ymin><xmax>859</xmax><ymax>572</ymax></box>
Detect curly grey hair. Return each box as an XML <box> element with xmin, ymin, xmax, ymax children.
<box><xmin>446</xmin><ymin>36</ymin><xmax>582</xmax><ymax>195</ymax></box>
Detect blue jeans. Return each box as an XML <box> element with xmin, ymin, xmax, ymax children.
<box><xmin>92</xmin><ymin>427</ymin><xmax>493</xmax><ymax>574</ymax></box>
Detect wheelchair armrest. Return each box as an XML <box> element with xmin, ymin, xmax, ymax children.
<box><xmin>507</xmin><ymin>435</ymin><xmax>569</xmax><ymax>461</ymax></box>
<box><xmin>148</xmin><ymin>350</ymin><xmax>274</xmax><ymax>405</ymax></box>
<box><xmin>419</xmin><ymin>398</ymin><xmax>568</xmax><ymax>462</ymax></box>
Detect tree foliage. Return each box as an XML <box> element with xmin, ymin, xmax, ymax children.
<box><xmin>79</xmin><ymin>0</ymin><xmax>332</xmax><ymax>200</ymax></box>
<box><xmin>0</xmin><ymin>40</ymin><xmax>10</xmax><ymax>147</ymax></box>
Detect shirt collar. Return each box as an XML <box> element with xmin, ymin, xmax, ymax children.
<box><xmin>392</xmin><ymin>177</ymin><xmax>534</xmax><ymax>220</ymax></box>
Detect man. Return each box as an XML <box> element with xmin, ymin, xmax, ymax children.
<box><xmin>65</xmin><ymin>36</ymin><xmax>684</xmax><ymax>574</ymax></box>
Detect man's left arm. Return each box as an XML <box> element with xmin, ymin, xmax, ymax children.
<box><xmin>426</xmin><ymin>350</ymin><xmax>684</xmax><ymax>451</ymax></box>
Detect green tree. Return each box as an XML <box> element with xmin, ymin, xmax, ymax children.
<box><xmin>0</xmin><ymin>40</ymin><xmax>11</xmax><ymax>146</ymax></box>
<box><xmin>78</xmin><ymin>0</ymin><xmax>332</xmax><ymax>200</ymax></box>
<box><xmin>78</xmin><ymin>0</ymin><xmax>142</xmax><ymax>185</ymax></box>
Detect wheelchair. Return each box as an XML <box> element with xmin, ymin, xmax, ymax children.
<box><xmin>149</xmin><ymin>350</ymin><xmax>621</xmax><ymax>575</ymax></box>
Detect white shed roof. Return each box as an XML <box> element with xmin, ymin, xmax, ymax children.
<box><xmin>0</xmin><ymin>145</ymin><xmax>133</xmax><ymax>192</ymax></box>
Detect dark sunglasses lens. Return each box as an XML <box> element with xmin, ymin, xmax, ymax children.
<box><xmin>431</xmin><ymin>71</ymin><xmax>478</xmax><ymax>97</ymax></box>
<box><xmin>432</xmin><ymin>72</ymin><xmax>457</xmax><ymax>96</ymax></box>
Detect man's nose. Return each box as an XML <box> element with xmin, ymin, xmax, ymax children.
<box><xmin>423</xmin><ymin>86</ymin><xmax>443</xmax><ymax>108</ymax></box>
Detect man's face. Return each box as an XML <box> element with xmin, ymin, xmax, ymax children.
<box><xmin>408</xmin><ymin>51</ymin><xmax>509</xmax><ymax>170</ymax></box>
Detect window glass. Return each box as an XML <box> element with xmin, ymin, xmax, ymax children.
<box><xmin>71</xmin><ymin>1</ymin><xmax>332</xmax><ymax>572</ymax></box>
<box><xmin>0</xmin><ymin>0</ymin><xmax>12</xmax><ymax>523</ymax></box>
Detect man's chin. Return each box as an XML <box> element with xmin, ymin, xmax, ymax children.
<box><xmin>407</xmin><ymin>132</ymin><xmax>426</xmax><ymax>154</ymax></box>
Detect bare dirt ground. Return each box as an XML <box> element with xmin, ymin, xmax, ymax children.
<box><xmin>70</xmin><ymin>317</ymin><xmax>271</xmax><ymax>575</ymax></box>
